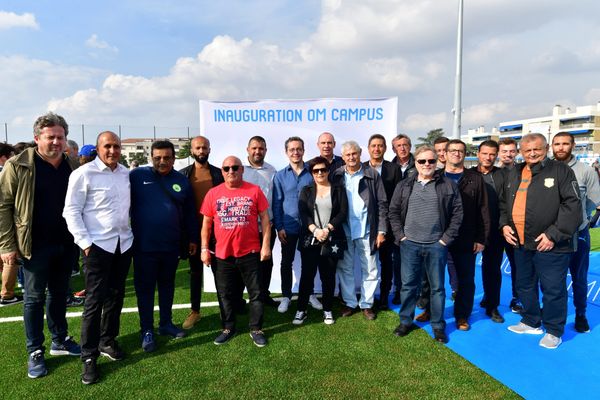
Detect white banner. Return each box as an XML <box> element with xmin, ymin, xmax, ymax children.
<box><xmin>198</xmin><ymin>97</ymin><xmax>398</xmax><ymax>293</ymax></box>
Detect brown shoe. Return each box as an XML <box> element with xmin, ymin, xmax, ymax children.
<box><xmin>415</xmin><ymin>310</ymin><xmax>430</xmax><ymax>322</ymax></box>
<box><xmin>362</xmin><ymin>308</ymin><xmax>376</xmax><ymax>320</ymax></box>
<box><xmin>182</xmin><ymin>310</ymin><xmax>200</xmax><ymax>330</ymax></box>
<box><xmin>340</xmin><ymin>306</ymin><xmax>355</xmax><ymax>317</ymax></box>
<box><xmin>456</xmin><ymin>318</ymin><xmax>470</xmax><ymax>331</ymax></box>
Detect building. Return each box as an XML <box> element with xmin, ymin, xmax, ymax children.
<box><xmin>461</xmin><ymin>126</ymin><xmax>500</xmax><ymax>147</ymax></box>
<box><xmin>498</xmin><ymin>103</ymin><xmax>600</xmax><ymax>156</ymax></box>
<box><xmin>121</xmin><ymin>137</ymin><xmax>190</xmax><ymax>164</ymax></box>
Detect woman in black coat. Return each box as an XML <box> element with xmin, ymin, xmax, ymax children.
<box><xmin>293</xmin><ymin>156</ymin><xmax>348</xmax><ymax>325</ymax></box>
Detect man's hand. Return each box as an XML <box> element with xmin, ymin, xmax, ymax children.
<box><xmin>188</xmin><ymin>243</ymin><xmax>197</xmax><ymax>256</ymax></box>
<box><xmin>260</xmin><ymin>246</ymin><xmax>272</xmax><ymax>262</ymax></box>
<box><xmin>277</xmin><ymin>229</ymin><xmax>287</xmax><ymax>245</ymax></box>
<box><xmin>83</xmin><ymin>247</ymin><xmax>91</xmax><ymax>257</ymax></box>
<box><xmin>535</xmin><ymin>233</ymin><xmax>554</xmax><ymax>252</ymax></box>
<box><xmin>502</xmin><ymin>226</ymin><xmax>517</xmax><ymax>246</ymax></box>
<box><xmin>376</xmin><ymin>233</ymin><xmax>386</xmax><ymax>248</ymax></box>
<box><xmin>0</xmin><ymin>251</ymin><xmax>18</xmax><ymax>265</ymax></box>
<box><xmin>201</xmin><ymin>250</ymin><xmax>211</xmax><ymax>266</ymax></box>
<box><xmin>473</xmin><ymin>242</ymin><xmax>485</xmax><ymax>253</ymax></box>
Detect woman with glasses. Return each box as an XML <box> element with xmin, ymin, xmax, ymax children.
<box><xmin>293</xmin><ymin>157</ymin><xmax>348</xmax><ymax>325</ymax></box>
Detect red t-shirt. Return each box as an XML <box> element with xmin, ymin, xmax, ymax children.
<box><xmin>200</xmin><ymin>181</ymin><xmax>268</xmax><ymax>259</ymax></box>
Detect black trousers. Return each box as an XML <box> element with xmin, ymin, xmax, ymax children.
<box><xmin>503</xmin><ymin>239</ymin><xmax>518</xmax><ymax>299</ymax></box>
<box><xmin>280</xmin><ymin>234</ymin><xmax>299</xmax><ymax>299</ymax></box>
<box><xmin>189</xmin><ymin>251</ymin><xmax>204</xmax><ymax>312</ymax></box>
<box><xmin>481</xmin><ymin>234</ymin><xmax>504</xmax><ymax>311</ymax></box>
<box><xmin>450</xmin><ymin>248</ymin><xmax>476</xmax><ymax>320</ymax></box>
<box><xmin>257</xmin><ymin>227</ymin><xmax>276</xmax><ymax>301</ymax></box>
<box><xmin>80</xmin><ymin>243</ymin><xmax>132</xmax><ymax>360</ymax></box>
<box><xmin>215</xmin><ymin>253</ymin><xmax>263</xmax><ymax>331</ymax></box>
<box><xmin>297</xmin><ymin>248</ymin><xmax>337</xmax><ymax>312</ymax></box>
<box><xmin>378</xmin><ymin>240</ymin><xmax>397</xmax><ymax>299</ymax></box>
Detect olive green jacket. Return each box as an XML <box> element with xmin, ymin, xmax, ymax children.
<box><xmin>0</xmin><ymin>148</ymin><xmax>78</xmax><ymax>259</ymax></box>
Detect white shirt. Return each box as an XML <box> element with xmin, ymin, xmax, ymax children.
<box><xmin>63</xmin><ymin>157</ymin><xmax>133</xmax><ymax>254</ymax></box>
<box><xmin>243</xmin><ymin>160</ymin><xmax>277</xmax><ymax>220</ymax></box>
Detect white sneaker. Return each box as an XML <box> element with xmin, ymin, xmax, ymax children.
<box><xmin>539</xmin><ymin>333</ymin><xmax>562</xmax><ymax>349</ymax></box>
<box><xmin>323</xmin><ymin>311</ymin><xmax>335</xmax><ymax>325</ymax></box>
<box><xmin>507</xmin><ymin>322</ymin><xmax>544</xmax><ymax>335</ymax></box>
<box><xmin>292</xmin><ymin>311</ymin><xmax>307</xmax><ymax>325</ymax></box>
<box><xmin>309</xmin><ymin>295</ymin><xmax>323</xmax><ymax>310</ymax></box>
<box><xmin>277</xmin><ymin>297</ymin><xmax>291</xmax><ymax>313</ymax></box>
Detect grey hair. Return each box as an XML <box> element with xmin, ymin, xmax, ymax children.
<box><xmin>341</xmin><ymin>140</ymin><xmax>362</xmax><ymax>155</ymax></box>
<box><xmin>414</xmin><ymin>145</ymin><xmax>437</xmax><ymax>159</ymax></box>
<box><xmin>521</xmin><ymin>133</ymin><xmax>547</xmax><ymax>146</ymax></box>
<box><xmin>33</xmin><ymin>112</ymin><xmax>69</xmax><ymax>137</ymax></box>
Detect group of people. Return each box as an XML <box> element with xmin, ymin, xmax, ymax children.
<box><xmin>0</xmin><ymin>112</ymin><xmax>597</xmax><ymax>385</ymax></box>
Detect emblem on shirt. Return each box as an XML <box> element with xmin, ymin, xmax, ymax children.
<box><xmin>172</xmin><ymin>184</ymin><xmax>181</xmax><ymax>192</ymax></box>
<box><xmin>544</xmin><ymin>178</ymin><xmax>554</xmax><ymax>188</ymax></box>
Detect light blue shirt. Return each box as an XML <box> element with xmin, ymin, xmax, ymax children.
<box><xmin>343</xmin><ymin>166</ymin><xmax>368</xmax><ymax>240</ymax></box>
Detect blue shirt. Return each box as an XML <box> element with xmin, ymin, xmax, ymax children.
<box><xmin>272</xmin><ymin>164</ymin><xmax>312</xmax><ymax>234</ymax></box>
<box><xmin>343</xmin><ymin>166</ymin><xmax>369</xmax><ymax>240</ymax></box>
<box><xmin>130</xmin><ymin>166</ymin><xmax>199</xmax><ymax>253</ymax></box>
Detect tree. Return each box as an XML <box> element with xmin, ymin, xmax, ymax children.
<box><xmin>130</xmin><ymin>152</ymin><xmax>149</xmax><ymax>166</ymax></box>
<box><xmin>417</xmin><ymin>128</ymin><xmax>445</xmax><ymax>146</ymax></box>
<box><xmin>177</xmin><ymin>141</ymin><xmax>191</xmax><ymax>159</ymax></box>
<box><xmin>119</xmin><ymin>154</ymin><xmax>129</xmax><ymax>168</ymax></box>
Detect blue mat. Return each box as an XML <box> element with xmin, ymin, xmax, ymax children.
<box><xmin>388</xmin><ymin>252</ymin><xmax>600</xmax><ymax>399</ymax></box>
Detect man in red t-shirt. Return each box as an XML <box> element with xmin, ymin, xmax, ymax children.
<box><xmin>200</xmin><ymin>156</ymin><xmax>271</xmax><ymax>347</ymax></box>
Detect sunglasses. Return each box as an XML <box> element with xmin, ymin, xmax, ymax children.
<box><xmin>416</xmin><ymin>159</ymin><xmax>437</xmax><ymax>165</ymax></box>
<box><xmin>312</xmin><ymin>168</ymin><xmax>328</xmax><ymax>175</ymax></box>
<box><xmin>222</xmin><ymin>165</ymin><xmax>241</xmax><ymax>172</ymax></box>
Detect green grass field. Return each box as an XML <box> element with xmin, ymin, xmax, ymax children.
<box><xmin>4</xmin><ymin>249</ymin><xmax>563</xmax><ymax>399</ymax></box>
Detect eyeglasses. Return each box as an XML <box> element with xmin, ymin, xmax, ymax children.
<box><xmin>447</xmin><ymin>149</ymin><xmax>465</xmax><ymax>154</ymax></box>
<box><xmin>312</xmin><ymin>168</ymin><xmax>328</xmax><ymax>175</ymax></box>
<box><xmin>152</xmin><ymin>156</ymin><xmax>173</xmax><ymax>162</ymax></box>
<box><xmin>416</xmin><ymin>159</ymin><xmax>437</xmax><ymax>165</ymax></box>
<box><xmin>222</xmin><ymin>165</ymin><xmax>241</xmax><ymax>172</ymax></box>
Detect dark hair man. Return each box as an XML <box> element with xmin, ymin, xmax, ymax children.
<box><xmin>498</xmin><ymin>138</ymin><xmax>518</xmax><ymax>168</ymax></box>
<box><xmin>64</xmin><ymin>131</ymin><xmax>133</xmax><ymax>384</ymax></box>
<box><xmin>501</xmin><ymin>133</ymin><xmax>581</xmax><ymax>349</ymax></box>
<box><xmin>200</xmin><ymin>156</ymin><xmax>271</xmax><ymax>347</ymax></box>
<box><xmin>391</xmin><ymin>134</ymin><xmax>416</xmax><ymax>180</ymax></box>
<box><xmin>1</xmin><ymin>112</ymin><xmax>81</xmax><ymax>379</ymax></box>
<box><xmin>130</xmin><ymin>140</ymin><xmax>199</xmax><ymax>352</ymax></box>
<box><xmin>179</xmin><ymin>136</ymin><xmax>224</xmax><ymax>329</ymax></box>
<box><xmin>433</xmin><ymin>136</ymin><xmax>449</xmax><ymax>169</ymax></box>
<box><xmin>364</xmin><ymin>134</ymin><xmax>402</xmax><ymax>309</ymax></box>
<box><xmin>0</xmin><ymin>142</ymin><xmax>15</xmax><ymax>172</ymax></box>
<box><xmin>317</xmin><ymin>132</ymin><xmax>345</xmax><ymax>171</ymax></box>
<box><xmin>389</xmin><ymin>145</ymin><xmax>463</xmax><ymax>343</ymax></box>
<box><xmin>552</xmin><ymin>132</ymin><xmax>600</xmax><ymax>333</ymax></box>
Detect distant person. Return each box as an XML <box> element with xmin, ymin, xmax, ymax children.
<box><xmin>0</xmin><ymin>112</ymin><xmax>81</xmax><ymax>379</ymax></box>
<box><xmin>433</xmin><ymin>136</ymin><xmax>449</xmax><ymax>170</ymax></box>
<box><xmin>391</xmin><ymin>134</ymin><xmax>416</xmax><ymax>180</ymax></box>
<box><xmin>78</xmin><ymin>145</ymin><xmax>96</xmax><ymax>165</ymax></box>
<box><xmin>501</xmin><ymin>133</ymin><xmax>581</xmax><ymax>349</ymax></box>
<box><xmin>317</xmin><ymin>132</ymin><xmax>344</xmax><ymax>171</ymax></box>
<box><xmin>200</xmin><ymin>156</ymin><xmax>271</xmax><ymax>347</ymax></box>
<box><xmin>66</xmin><ymin>140</ymin><xmax>79</xmax><ymax>162</ymax></box>
<box><xmin>129</xmin><ymin>159</ymin><xmax>139</xmax><ymax>170</ymax></box>
<box><xmin>0</xmin><ymin>143</ymin><xmax>15</xmax><ymax>172</ymax></box>
<box><xmin>498</xmin><ymin>138</ymin><xmax>518</xmax><ymax>169</ymax></box>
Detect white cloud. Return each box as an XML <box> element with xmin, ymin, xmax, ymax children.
<box><xmin>85</xmin><ymin>34</ymin><xmax>118</xmax><ymax>54</ymax></box>
<box><xmin>0</xmin><ymin>11</ymin><xmax>38</xmax><ymax>30</ymax></box>
<box><xmin>400</xmin><ymin>112</ymin><xmax>448</xmax><ymax>133</ymax></box>
<box><xmin>462</xmin><ymin>102</ymin><xmax>510</xmax><ymax>127</ymax></box>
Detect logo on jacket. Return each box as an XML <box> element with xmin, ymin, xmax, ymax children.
<box><xmin>544</xmin><ymin>178</ymin><xmax>554</xmax><ymax>188</ymax></box>
<box><xmin>172</xmin><ymin>184</ymin><xmax>181</xmax><ymax>192</ymax></box>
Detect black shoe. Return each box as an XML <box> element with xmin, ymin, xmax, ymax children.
<box><xmin>263</xmin><ymin>296</ymin><xmax>278</xmax><ymax>307</ymax></box>
<box><xmin>99</xmin><ymin>341</ymin><xmax>124</xmax><ymax>361</ymax></box>
<box><xmin>379</xmin><ymin>295</ymin><xmax>389</xmax><ymax>311</ymax></box>
<box><xmin>451</xmin><ymin>291</ymin><xmax>456</xmax><ymax>301</ymax></box>
<box><xmin>416</xmin><ymin>297</ymin><xmax>427</xmax><ymax>310</ymax></box>
<box><xmin>479</xmin><ymin>297</ymin><xmax>487</xmax><ymax>308</ymax></box>
<box><xmin>391</xmin><ymin>291</ymin><xmax>401</xmax><ymax>305</ymax></box>
<box><xmin>486</xmin><ymin>308</ymin><xmax>505</xmax><ymax>323</ymax></box>
<box><xmin>249</xmin><ymin>330</ymin><xmax>268</xmax><ymax>347</ymax></box>
<box><xmin>214</xmin><ymin>329</ymin><xmax>236</xmax><ymax>345</ymax></box>
<box><xmin>393</xmin><ymin>324</ymin><xmax>414</xmax><ymax>337</ymax></box>
<box><xmin>510</xmin><ymin>298</ymin><xmax>523</xmax><ymax>314</ymax></box>
<box><xmin>66</xmin><ymin>295</ymin><xmax>84</xmax><ymax>307</ymax></box>
<box><xmin>433</xmin><ymin>329</ymin><xmax>447</xmax><ymax>343</ymax></box>
<box><xmin>575</xmin><ymin>315</ymin><xmax>590</xmax><ymax>333</ymax></box>
<box><xmin>81</xmin><ymin>358</ymin><xmax>99</xmax><ymax>385</ymax></box>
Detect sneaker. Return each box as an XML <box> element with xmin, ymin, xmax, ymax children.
<box><xmin>73</xmin><ymin>290</ymin><xmax>86</xmax><ymax>299</ymax></box>
<box><xmin>27</xmin><ymin>350</ymin><xmax>47</xmax><ymax>379</ymax></box>
<box><xmin>141</xmin><ymin>330</ymin><xmax>156</xmax><ymax>352</ymax></box>
<box><xmin>182</xmin><ymin>310</ymin><xmax>200</xmax><ymax>330</ymax></box>
<box><xmin>309</xmin><ymin>295</ymin><xmax>323</xmax><ymax>310</ymax></box>
<box><xmin>50</xmin><ymin>335</ymin><xmax>81</xmax><ymax>356</ymax></box>
<box><xmin>277</xmin><ymin>297</ymin><xmax>291</xmax><ymax>313</ymax></box>
<box><xmin>0</xmin><ymin>295</ymin><xmax>23</xmax><ymax>307</ymax></box>
<box><xmin>99</xmin><ymin>341</ymin><xmax>125</xmax><ymax>361</ymax></box>
<box><xmin>249</xmin><ymin>330</ymin><xmax>268</xmax><ymax>347</ymax></box>
<box><xmin>292</xmin><ymin>311</ymin><xmax>307</xmax><ymax>325</ymax></box>
<box><xmin>575</xmin><ymin>315</ymin><xmax>591</xmax><ymax>333</ymax></box>
<box><xmin>158</xmin><ymin>323</ymin><xmax>186</xmax><ymax>339</ymax></box>
<box><xmin>539</xmin><ymin>333</ymin><xmax>562</xmax><ymax>349</ymax></box>
<box><xmin>81</xmin><ymin>358</ymin><xmax>99</xmax><ymax>385</ymax></box>
<box><xmin>214</xmin><ymin>329</ymin><xmax>236</xmax><ymax>345</ymax></box>
<box><xmin>71</xmin><ymin>270</ymin><xmax>80</xmax><ymax>277</ymax></box>
<box><xmin>323</xmin><ymin>311</ymin><xmax>335</xmax><ymax>325</ymax></box>
<box><xmin>510</xmin><ymin>298</ymin><xmax>523</xmax><ymax>314</ymax></box>
<box><xmin>507</xmin><ymin>322</ymin><xmax>543</xmax><ymax>335</ymax></box>
<box><xmin>66</xmin><ymin>295</ymin><xmax>84</xmax><ymax>307</ymax></box>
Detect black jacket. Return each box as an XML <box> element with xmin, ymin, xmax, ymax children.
<box><xmin>471</xmin><ymin>166</ymin><xmax>506</xmax><ymax>238</ymax></box>
<box><xmin>330</xmin><ymin>165</ymin><xmax>388</xmax><ymax>254</ymax></box>
<box><xmin>392</xmin><ymin>153</ymin><xmax>417</xmax><ymax>181</ymax></box>
<box><xmin>447</xmin><ymin>168</ymin><xmax>490</xmax><ymax>251</ymax></box>
<box><xmin>363</xmin><ymin>160</ymin><xmax>402</xmax><ymax>240</ymax></box>
<box><xmin>298</xmin><ymin>184</ymin><xmax>348</xmax><ymax>242</ymax></box>
<box><xmin>499</xmin><ymin>158</ymin><xmax>582</xmax><ymax>253</ymax></box>
<box><xmin>388</xmin><ymin>172</ymin><xmax>463</xmax><ymax>247</ymax></box>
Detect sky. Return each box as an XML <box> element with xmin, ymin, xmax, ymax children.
<box><xmin>2</xmin><ymin>0</ymin><xmax>600</xmax><ymax>146</ymax></box>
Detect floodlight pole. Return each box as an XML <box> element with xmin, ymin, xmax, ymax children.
<box><xmin>452</xmin><ymin>0</ymin><xmax>464</xmax><ymax>139</ymax></box>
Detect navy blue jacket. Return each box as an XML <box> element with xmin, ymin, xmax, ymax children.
<box><xmin>130</xmin><ymin>166</ymin><xmax>199</xmax><ymax>253</ymax></box>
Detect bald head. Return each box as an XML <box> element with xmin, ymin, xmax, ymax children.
<box><xmin>317</xmin><ymin>132</ymin><xmax>336</xmax><ymax>160</ymax></box>
<box><xmin>96</xmin><ymin>131</ymin><xmax>121</xmax><ymax>170</ymax></box>
<box><xmin>222</xmin><ymin>155</ymin><xmax>244</xmax><ymax>187</ymax></box>
<box><xmin>191</xmin><ymin>135</ymin><xmax>211</xmax><ymax>165</ymax></box>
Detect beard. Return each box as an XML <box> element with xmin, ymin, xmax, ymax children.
<box><xmin>193</xmin><ymin>154</ymin><xmax>209</xmax><ymax>164</ymax></box>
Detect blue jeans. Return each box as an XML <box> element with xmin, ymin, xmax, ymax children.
<box><xmin>336</xmin><ymin>235</ymin><xmax>379</xmax><ymax>309</ymax></box>
<box><xmin>399</xmin><ymin>240</ymin><xmax>447</xmax><ymax>331</ymax></box>
<box><xmin>514</xmin><ymin>248</ymin><xmax>570</xmax><ymax>337</ymax></box>
<box><xmin>133</xmin><ymin>251</ymin><xmax>179</xmax><ymax>332</ymax></box>
<box><xmin>569</xmin><ymin>227</ymin><xmax>590</xmax><ymax>316</ymax></box>
<box><xmin>22</xmin><ymin>243</ymin><xmax>76</xmax><ymax>354</ymax></box>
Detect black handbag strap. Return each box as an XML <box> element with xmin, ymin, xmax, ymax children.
<box><xmin>314</xmin><ymin>202</ymin><xmax>324</xmax><ymax>229</ymax></box>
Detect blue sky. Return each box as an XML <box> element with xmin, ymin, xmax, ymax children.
<box><xmin>2</xmin><ymin>0</ymin><xmax>600</xmax><ymax>144</ymax></box>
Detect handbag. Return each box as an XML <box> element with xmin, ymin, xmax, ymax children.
<box><xmin>156</xmin><ymin>176</ymin><xmax>190</xmax><ymax>260</ymax></box>
<box><xmin>314</xmin><ymin>201</ymin><xmax>346</xmax><ymax>260</ymax></box>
